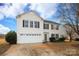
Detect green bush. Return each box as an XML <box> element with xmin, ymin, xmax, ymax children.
<box><xmin>5</xmin><ymin>31</ymin><xmax>17</xmax><ymax>44</ymax></box>
<box><xmin>49</xmin><ymin>37</ymin><xmax>56</xmax><ymax>42</ymax></box>
<box><xmin>75</xmin><ymin>38</ymin><xmax>79</xmax><ymax>41</ymax></box>
<box><xmin>57</xmin><ymin>37</ymin><xmax>65</xmax><ymax>42</ymax></box>
<box><xmin>49</xmin><ymin>37</ymin><xmax>65</xmax><ymax>42</ymax></box>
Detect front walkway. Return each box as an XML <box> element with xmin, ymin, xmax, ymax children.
<box><xmin>2</xmin><ymin>43</ymin><xmax>59</xmax><ymax>56</ymax></box>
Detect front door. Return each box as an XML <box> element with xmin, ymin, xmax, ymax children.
<box><xmin>44</xmin><ymin>34</ymin><xmax>47</xmax><ymax>43</ymax></box>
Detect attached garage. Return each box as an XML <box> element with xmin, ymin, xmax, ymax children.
<box><xmin>17</xmin><ymin>11</ymin><xmax>44</xmax><ymax>43</ymax></box>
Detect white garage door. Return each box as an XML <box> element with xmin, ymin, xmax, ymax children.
<box><xmin>17</xmin><ymin>34</ymin><xmax>43</xmax><ymax>43</ymax></box>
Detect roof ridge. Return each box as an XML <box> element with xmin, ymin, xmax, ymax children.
<box><xmin>16</xmin><ymin>10</ymin><xmax>60</xmax><ymax>25</ymax></box>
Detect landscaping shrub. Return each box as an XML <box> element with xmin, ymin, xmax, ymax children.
<box><xmin>75</xmin><ymin>38</ymin><xmax>79</xmax><ymax>41</ymax></box>
<box><xmin>49</xmin><ymin>37</ymin><xmax>56</xmax><ymax>42</ymax></box>
<box><xmin>5</xmin><ymin>31</ymin><xmax>17</xmax><ymax>44</ymax></box>
<box><xmin>57</xmin><ymin>37</ymin><xmax>65</xmax><ymax>42</ymax></box>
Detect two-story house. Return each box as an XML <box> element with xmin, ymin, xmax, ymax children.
<box><xmin>17</xmin><ymin>11</ymin><xmax>66</xmax><ymax>43</ymax></box>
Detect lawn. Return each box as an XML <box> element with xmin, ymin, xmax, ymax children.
<box><xmin>32</xmin><ymin>42</ymin><xmax>79</xmax><ymax>56</ymax></box>
<box><xmin>0</xmin><ymin>37</ymin><xmax>10</xmax><ymax>55</ymax></box>
<box><xmin>47</xmin><ymin>42</ymin><xmax>79</xmax><ymax>56</ymax></box>
<box><xmin>0</xmin><ymin>37</ymin><xmax>79</xmax><ymax>56</ymax></box>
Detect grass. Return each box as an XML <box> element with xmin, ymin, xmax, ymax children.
<box><xmin>0</xmin><ymin>37</ymin><xmax>10</xmax><ymax>55</ymax></box>
<box><xmin>0</xmin><ymin>37</ymin><xmax>79</xmax><ymax>56</ymax></box>
<box><xmin>32</xmin><ymin>41</ymin><xmax>79</xmax><ymax>56</ymax></box>
<box><xmin>47</xmin><ymin>42</ymin><xmax>79</xmax><ymax>56</ymax></box>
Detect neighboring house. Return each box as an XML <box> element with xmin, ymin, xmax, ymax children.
<box><xmin>17</xmin><ymin>11</ymin><xmax>66</xmax><ymax>43</ymax></box>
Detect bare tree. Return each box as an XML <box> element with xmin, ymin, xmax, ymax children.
<box><xmin>57</xmin><ymin>3</ymin><xmax>79</xmax><ymax>36</ymax></box>
<box><xmin>64</xmin><ymin>25</ymin><xmax>74</xmax><ymax>42</ymax></box>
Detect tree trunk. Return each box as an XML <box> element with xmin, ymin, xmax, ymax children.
<box><xmin>70</xmin><ymin>36</ymin><xmax>72</xmax><ymax>42</ymax></box>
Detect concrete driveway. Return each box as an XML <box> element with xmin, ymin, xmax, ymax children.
<box><xmin>2</xmin><ymin>43</ymin><xmax>59</xmax><ymax>56</ymax></box>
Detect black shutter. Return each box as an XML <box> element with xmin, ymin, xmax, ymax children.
<box><xmin>38</xmin><ymin>22</ymin><xmax>39</xmax><ymax>28</ymax></box>
<box><xmin>23</xmin><ymin>20</ymin><xmax>24</xmax><ymax>27</ymax></box>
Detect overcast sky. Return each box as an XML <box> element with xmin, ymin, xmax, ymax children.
<box><xmin>0</xmin><ymin>3</ymin><xmax>61</xmax><ymax>34</ymax></box>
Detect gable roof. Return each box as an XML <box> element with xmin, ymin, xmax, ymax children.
<box><xmin>16</xmin><ymin>10</ymin><xmax>60</xmax><ymax>25</ymax></box>
<box><xmin>16</xmin><ymin>10</ymin><xmax>40</xmax><ymax>18</ymax></box>
<box><xmin>16</xmin><ymin>10</ymin><xmax>44</xmax><ymax>20</ymax></box>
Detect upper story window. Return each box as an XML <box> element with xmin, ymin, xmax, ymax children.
<box><xmin>34</xmin><ymin>21</ymin><xmax>40</xmax><ymax>28</ymax></box>
<box><xmin>23</xmin><ymin>20</ymin><xmax>28</xmax><ymax>27</ymax></box>
<box><xmin>30</xmin><ymin>21</ymin><xmax>33</xmax><ymax>28</ymax></box>
<box><xmin>51</xmin><ymin>24</ymin><xmax>54</xmax><ymax>29</ymax></box>
<box><xmin>56</xmin><ymin>25</ymin><xmax>59</xmax><ymax>30</ymax></box>
<box><xmin>23</xmin><ymin>20</ymin><xmax>40</xmax><ymax>28</ymax></box>
<box><xmin>43</xmin><ymin>23</ymin><xmax>49</xmax><ymax>29</ymax></box>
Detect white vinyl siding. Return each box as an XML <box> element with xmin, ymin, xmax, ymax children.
<box><xmin>56</xmin><ymin>25</ymin><xmax>59</xmax><ymax>30</ymax></box>
<box><xmin>17</xmin><ymin>11</ymin><xmax>66</xmax><ymax>43</ymax></box>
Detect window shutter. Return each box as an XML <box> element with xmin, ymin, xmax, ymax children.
<box><xmin>23</xmin><ymin>20</ymin><xmax>24</xmax><ymax>27</ymax></box>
